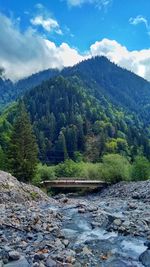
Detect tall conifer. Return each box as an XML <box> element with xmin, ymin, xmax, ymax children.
<box><xmin>9</xmin><ymin>101</ymin><xmax>38</xmax><ymax>182</ymax></box>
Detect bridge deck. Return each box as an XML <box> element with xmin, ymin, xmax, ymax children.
<box><xmin>41</xmin><ymin>179</ymin><xmax>107</xmax><ymax>188</ymax></box>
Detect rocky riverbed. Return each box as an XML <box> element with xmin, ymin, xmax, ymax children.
<box><xmin>0</xmin><ymin>171</ymin><xmax>150</xmax><ymax>267</ymax></box>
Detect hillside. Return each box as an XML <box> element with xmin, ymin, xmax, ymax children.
<box><xmin>1</xmin><ymin>56</ymin><xmax>150</xmax><ymax>125</ymax></box>
<box><xmin>0</xmin><ymin>69</ymin><xmax>59</xmax><ymax>110</ymax></box>
<box><xmin>0</xmin><ymin>75</ymin><xmax>148</xmax><ymax>164</ymax></box>
<box><xmin>1</xmin><ymin>57</ymin><xmax>150</xmax><ymax>163</ymax></box>
<box><xmin>62</xmin><ymin>56</ymin><xmax>150</xmax><ymax>124</ymax></box>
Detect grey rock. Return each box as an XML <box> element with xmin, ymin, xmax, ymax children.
<box><xmin>0</xmin><ymin>260</ymin><xmax>4</xmax><ymax>267</ymax></box>
<box><xmin>8</xmin><ymin>251</ymin><xmax>20</xmax><ymax>261</ymax></box>
<box><xmin>91</xmin><ymin>222</ymin><xmax>101</xmax><ymax>229</ymax></box>
<box><xmin>62</xmin><ymin>239</ymin><xmax>69</xmax><ymax>247</ymax></box>
<box><xmin>113</xmin><ymin>219</ymin><xmax>122</xmax><ymax>226</ymax></box>
<box><xmin>46</xmin><ymin>257</ymin><xmax>57</xmax><ymax>267</ymax></box>
<box><xmin>0</xmin><ymin>171</ymin><xmax>50</xmax><ymax>203</ymax></box>
<box><xmin>104</xmin><ymin>259</ymin><xmax>128</xmax><ymax>267</ymax></box>
<box><xmin>78</xmin><ymin>208</ymin><xmax>86</xmax><ymax>213</ymax></box>
<box><xmin>139</xmin><ymin>249</ymin><xmax>150</xmax><ymax>267</ymax></box>
<box><xmin>4</xmin><ymin>256</ymin><xmax>30</xmax><ymax>267</ymax></box>
<box><xmin>33</xmin><ymin>263</ymin><xmax>40</xmax><ymax>267</ymax></box>
<box><xmin>144</xmin><ymin>241</ymin><xmax>150</xmax><ymax>249</ymax></box>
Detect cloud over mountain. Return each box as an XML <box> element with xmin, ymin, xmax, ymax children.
<box><xmin>1</xmin><ymin>13</ymin><xmax>150</xmax><ymax>82</ymax></box>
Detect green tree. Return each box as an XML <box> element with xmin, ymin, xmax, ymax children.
<box><xmin>55</xmin><ymin>131</ymin><xmax>68</xmax><ymax>162</ymax></box>
<box><xmin>101</xmin><ymin>154</ymin><xmax>131</xmax><ymax>183</ymax></box>
<box><xmin>8</xmin><ymin>101</ymin><xmax>38</xmax><ymax>182</ymax></box>
<box><xmin>0</xmin><ymin>145</ymin><xmax>5</xmax><ymax>170</ymax></box>
<box><xmin>132</xmin><ymin>156</ymin><xmax>150</xmax><ymax>181</ymax></box>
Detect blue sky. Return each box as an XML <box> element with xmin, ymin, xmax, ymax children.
<box><xmin>0</xmin><ymin>0</ymin><xmax>150</xmax><ymax>81</ymax></box>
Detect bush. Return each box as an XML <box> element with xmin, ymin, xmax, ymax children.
<box><xmin>79</xmin><ymin>162</ymin><xmax>102</xmax><ymax>180</ymax></box>
<box><xmin>100</xmin><ymin>154</ymin><xmax>131</xmax><ymax>183</ymax></box>
<box><xmin>55</xmin><ymin>159</ymin><xmax>82</xmax><ymax>177</ymax></box>
<box><xmin>32</xmin><ymin>164</ymin><xmax>56</xmax><ymax>186</ymax></box>
<box><xmin>131</xmin><ymin>156</ymin><xmax>150</xmax><ymax>181</ymax></box>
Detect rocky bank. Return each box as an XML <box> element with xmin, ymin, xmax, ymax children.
<box><xmin>0</xmin><ymin>171</ymin><xmax>150</xmax><ymax>267</ymax></box>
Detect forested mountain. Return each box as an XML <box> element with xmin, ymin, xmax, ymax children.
<box><xmin>1</xmin><ymin>56</ymin><xmax>150</xmax><ymax>122</ymax></box>
<box><xmin>1</xmin><ymin>56</ymin><xmax>150</xmax><ymax>125</ymax></box>
<box><xmin>62</xmin><ymin>57</ymin><xmax>150</xmax><ymax>124</ymax></box>
<box><xmin>0</xmin><ymin>75</ymin><xmax>149</xmax><ymax>164</ymax></box>
<box><xmin>0</xmin><ymin>78</ymin><xmax>14</xmax><ymax>109</ymax></box>
<box><xmin>1</xmin><ymin>56</ymin><xmax>150</xmax><ymax>164</ymax></box>
<box><xmin>0</xmin><ymin>69</ymin><xmax>59</xmax><ymax>110</ymax></box>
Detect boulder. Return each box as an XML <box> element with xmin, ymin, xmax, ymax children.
<box><xmin>139</xmin><ymin>249</ymin><xmax>150</xmax><ymax>267</ymax></box>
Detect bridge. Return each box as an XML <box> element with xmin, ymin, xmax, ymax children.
<box><xmin>41</xmin><ymin>179</ymin><xmax>108</xmax><ymax>189</ymax></box>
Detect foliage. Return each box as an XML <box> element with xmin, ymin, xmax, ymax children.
<box><xmin>55</xmin><ymin>159</ymin><xmax>82</xmax><ymax>177</ymax></box>
<box><xmin>21</xmin><ymin>75</ymin><xmax>150</xmax><ymax>163</ymax></box>
<box><xmin>8</xmin><ymin>101</ymin><xmax>38</xmax><ymax>182</ymax></box>
<box><xmin>100</xmin><ymin>154</ymin><xmax>131</xmax><ymax>183</ymax></box>
<box><xmin>32</xmin><ymin>163</ymin><xmax>56</xmax><ymax>186</ymax></box>
<box><xmin>0</xmin><ymin>146</ymin><xmax>5</xmax><ymax>170</ymax></box>
<box><xmin>0</xmin><ymin>57</ymin><xmax>150</xmax><ymax>172</ymax></box>
<box><xmin>131</xmin><ymin>156</ymin><xmax>150</xmax><ymax>181</ymax></box>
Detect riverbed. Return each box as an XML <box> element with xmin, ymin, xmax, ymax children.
<box><xmin>0</xmin><ymin>181</ymin><xmax>150</xmax><ymax>266</ymax></box>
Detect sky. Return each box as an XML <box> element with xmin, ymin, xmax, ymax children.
<box><xmin>0</xmin><ymin>0</ymin><xmax>150</xmax><ymax>81</ymax></box>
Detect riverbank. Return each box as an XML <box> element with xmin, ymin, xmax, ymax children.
<box><xmin>0</xmin><ymin>171</ymin><xmax>150</xmax><ymax>266</ymax></box>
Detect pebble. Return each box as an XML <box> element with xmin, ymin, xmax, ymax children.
<box><xmin>139</xmin><ymin>249</ymin><xmax>150</xmax><ymax>267</ymax></box>
<box><xmin>8</xmin><ymin>251</ymin><xmax>20</xmax><ymax>261</ymax></box>
<box><xmin>46</xmin><ymin>257</ymin><xmax>57</xmax><ymax>267</ymax></box>
<box><xmin>4</xmin><ymin>256</ymin><xmax>30</xmax><ymax>267</ymax></box>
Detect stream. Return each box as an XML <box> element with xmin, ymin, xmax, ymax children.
<box><xmin>47</xmin><ymin>194</ymin><xmax>150</xmax><ymax>267</ymax></box>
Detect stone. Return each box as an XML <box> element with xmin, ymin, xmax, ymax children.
<box><xmin>46</xmin><ymin>257</ymin><xmax>57</xmax><ymax>267</ymax></box>
<box><xmin>33</xmin><ymin>263</ymin><xmax>40</xmax><ymax>267</ymax></box>
<box><xmin>62</xmin><ymin>239</ymin><xmax>69</xmax><ymax>247</ymax></box>
<box><xmin>0</xmin><ymin>260</ymin><xmax>3</xmax><ymax>267</ymax></box>
<box><xmin>27</xmin><ymin>233</ymin><xmax>34</xmax><ymax>240</ymax></box>
<box><xmin>144</xmin><ymin>241</ymin><xmax>150</xmax><ymax>249</ymax></box>
<box><xmin>87</xmin><ymin>207</ymin><xmax>98</xmax><ymax>212</ymax></box>
<box><xmin>139</xmin><ymin>249</ymin><xmax>150</xmax><ymax>267</ymax></box>
<box><xmin>113</xmin><ymin>219</ymin><xmax>122</xmax><ymax>226</ymax></box>
<box><xmin>8</xmin><ymin>251</ymin><xmax>20</xmax><ymax>261</ymax></box>
<box><xmin>91</xmin><ymin>222</ymin><xmax>101</xmax><ymax>229</ymax></box>
<box><xmin>104</xmin><ymin>259</ymin><xmax>128</xmax><ymax>267</ymax></box>
<box><xmin>66</xmin><ymin>256</ymin><xmax>76</xmax><ymax>264</ymax></box>
<box><xmin>78</xmin><ymin>208</ymin><xmax>85</xmax><ymax>213</ymax></box>
<box><xmin>5</xmin><ymin>256</ymin><xmax>30</xmax><ymax>267</ymax></box>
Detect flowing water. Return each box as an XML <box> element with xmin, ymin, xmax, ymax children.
<box><xmin>47</xmin><ymin>197</ymin><xmax>148</xmax><ymax>267</ymax></box>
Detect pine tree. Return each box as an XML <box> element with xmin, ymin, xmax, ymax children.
<box><xmin>8</xmin><ymin>101</ymin><xmax>38</xmax><ymax>182</ymax></box>
<box><xmin>55</xmin><ymin>131</ymin><xmax>68</xmax><ymax>162</ymax></box>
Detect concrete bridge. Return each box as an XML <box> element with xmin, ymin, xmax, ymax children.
<box><xmin>41</xmin><ymin>179</ymin><xmax>108</xmax><ymax>189</ymax></box>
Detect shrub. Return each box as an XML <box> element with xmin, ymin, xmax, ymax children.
<box><xmin>55</xmin><ymin>159</ymin><xmax>82</xmax><ymax>177</ymax></box>
<box><xmin>32</xmin><ymin>163</ymin><xmax>56</xmax><ymax>186</ymax></box>
<box><xmin>100</xmin><ymin>154</ymin><xmax>131</xmax><ymax>183</ymax></box>
<box><xmin>79</xmin><ymin>162</ymin><xmax>102</xmax><ymax>180</ymax></box>
<box><xmin>131</xmin><ymin>156</ymin><xmax>150</xmax><ymax>181</ymax></box>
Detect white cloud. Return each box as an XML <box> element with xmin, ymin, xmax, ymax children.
<box><xmin>0</xmin><ymin>13</ymin><xmax>86</xmax><ymax>81</ymax></box>
<box><xmin>90</xmin><ymin>38</ymin><xmax>150</xmax><ymax>80</ymax></box>
<box><xmin>1</xmin><ymin>13</ymin><xmax>150</xmax><ymax>82</ymax></box>
<box><xmin>31</xmin><ymin>15</ymin><xmax>62</xmax><ymax>34</ymax></box>
<box><xmin>129</xmin><ymin>15</ymin><xmax>150</xmax><ymax>35</ymax></box>
<box><xmin>35</xmin><ymin>3</ymin><xmax>44</xmax><ymax>9</ymax></box>
<box><xmin>129</xmin><ymin>15</ymin><xmax>148</xmax><ymax>27</ymax></box>
<box><xmin>66</xmin><ymin>0</ymin><xmax>112</xmax><ymax>9</ymax></box>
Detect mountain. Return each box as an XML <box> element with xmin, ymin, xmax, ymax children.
<box><xmin>0</xmin><ymin>78</ymin><xmax>14</xmax><ymax>110</ymax></box>
<box><xmin>62</xmin><ymin>56</ymin><xmax>150</xmax><ymax>124</ymax></box>
<box><xmin>1</xmin><ymin>56</ymin><xmax>150</xmax><ymax>125</ymax></box>
<box><xmin>1</xmin><ymin>56</ymin><xmax>150</xmax><ymax>164</ymax></box>
<box><xmin>1</xmin><ymin>75</ymin><xmax>148</xmax><ymax>164</ymax></box>
<box><xmin>0</xmin><ymin>69</ymin><xmax>59</xmax><ymax>111</ymax></box>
